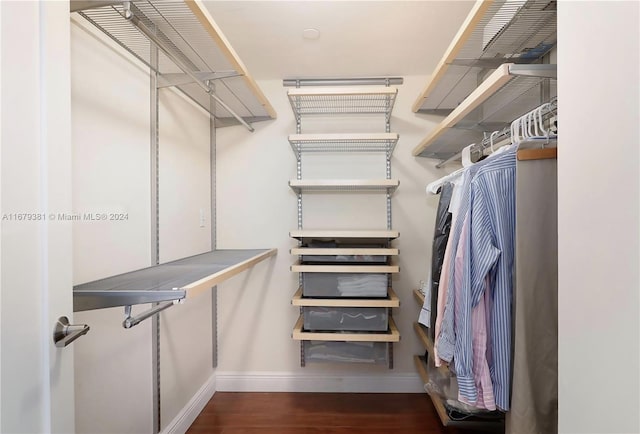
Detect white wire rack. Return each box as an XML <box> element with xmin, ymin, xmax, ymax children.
<box><xmin>76</xmin><ymin>0</ymin><xmax>275</xmax><ymax>126</ymax></box>
<box><xmin>288</xmin><ymin>87</ymin><xmax>398</xmax><ymax>119</ymax></box>
<box><xmin>413</xmin><ymin>0</ymin><xmax>556</xmax><ymax>114</ymax></box>
<box><xmin>288</xmin><ymin>133</ymin><xmax>399</xmax><ymax>158</ymax></box>
<box><xmin>414</xmin><ymin>64</ymin><xmax>556</xmax><ymax>159</ymax></box>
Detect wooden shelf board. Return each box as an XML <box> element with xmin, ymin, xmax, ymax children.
<box><xmin>414</xmin><ymin>355</ymin><xmax>504</xmax><ymax>430</ymax></box>
<box><xmin>289</xmin><ymin>179</ymin><xmax>399</xmax><ymax>194</ymax></box>
<box><xmin>292</xmin><ymin>286</ymin><xmax>400</xmax><ymax>307</ymax></box>
<box><xmin>413</xmin><ymin>288</ymin><xmax>425</xmax><ymax>305</ymax></box>
<box><xmin>290</xmin><ymin>247</ymin><xmax>399</xmax><ymax>256</ymax></box>
<box><xmin>291</xmin><ymin>261</ymin><xmax>399</xmax><ymax>274</ymax></box>
<box><xmin>412</xmin><ymin>63</ymin><xmax>513</xmax><ymax>157</ymax></box>
<box><xmin>185</xmin><ymin>248</ymin><xmax>277</xmax><ymax>298</ymax></box>
<box><xmin>186</xmin><ymin>0</ymin><xmax>277</xmax><ymax>120</ymax></box>
<box><xmin>414</xmin><ymin>322</ymin><xmax>435</xmax><ymax>353</ymax></box>
<box><xmin>290</xmin><ymin>230</ymin><xmax>399</xmax><ymax>241</ymax></box>
<box><xmin>293</xmin><ymin>316</ymin><xmax>400</xmax><ymax>342</ymax></box>
<box><xmin>414</xmin><ymin>355</ymin><xmax>429</xmax><ymax>384</ymax></box>
<box><xmin>411</xmin><ymin>0</ymin><xmax>493</xmax><ymax>113</ymax></box>
<box><xmin>414</xmin><ymin>323</ymin><xmax>451</xmax><ymax>377</ymax></box>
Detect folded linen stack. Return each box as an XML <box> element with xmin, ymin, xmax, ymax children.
<box><xmin>337</xmin><ymin>274</ymin><xmax>387</xmax><ymax>297</ymax></box>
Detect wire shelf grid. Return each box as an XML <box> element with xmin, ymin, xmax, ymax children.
<box><xmin>417</xmin><ymin>0</ymin><xmax>556</xmax><ymax>112</ymax></box>
<box><xmin>288</xmin><ymin>88</ymin><xmax>398</xmax><ymax>119</ymax></box>
<box><xmin>288</xmin><ymin>134</ymin><xmax>399</xmax><ymax>158</ymax></box>
<box><xmin>76</xmin><ymin>1</ymin><xmax>272</xmax><ymax>123</ymax></box>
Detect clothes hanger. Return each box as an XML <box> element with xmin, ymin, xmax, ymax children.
<box><xmin>517</xmin><ymin>103</ymin><xmax>558</xmax><ymax>161</ymax></box>
<box><xmin>425</xmin><ymin>142</ymin><xmax>475</xmax><ymax>194</ymax></box>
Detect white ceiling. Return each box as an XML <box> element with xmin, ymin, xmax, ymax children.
<box><xmin>203</xmin><ymin>1</ymin><xmax>476</xmax><ymax>80</ymax></box>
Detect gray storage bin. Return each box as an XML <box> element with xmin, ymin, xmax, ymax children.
<box><xmin>303</xmin><ymin>306</ymin><xmax>388</xmax><ymax>331</ymax></box>
<box><xmin>301</xmin><ymin>254</ymin><xmax>387</xmax><ymax>264</ymax></box>
<box><xmin>302</xmin><ymin>273</ymin><xmax>388</xmax><ymax>298</ymax></box>
<box><xmin>304</xmin><ymin>341</ymin><xmax>388</xmax><ymax>365</ymax></box>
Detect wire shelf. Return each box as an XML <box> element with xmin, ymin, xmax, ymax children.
<box><xmin>288</xmin><ymin>87</ymin><xmax>398</xmax><ymax>119</ymax></box>
<box><xmin>73</xmin><ymin>249</ymin><xmax>276</xmax><ymax>311</ymax></box>
<box><xmin>289</xmin><ymin>179</ymin><xmax>399</xmax><ymax>195</ymax></box>
<box><xmin>76</xmin><ymin>0</ymin><xmax>275</xmax><ymax>125</ymax></box>
<box><xmin>288</xmin><ymin>133</ymin><xmax>399</xmax><ymax>158</ymax></box>
<box><xmin>414</xmin><ymin>0</ymin><xmax>556</xmax><ymax>113</ymax></box>
<box><xmin>415</xmin><ymin>73</ymin><xmax>556</xmax><ymax>159</ymax></box>
<box><xmin>290</xmin><ymin>230</ymin><xmax>399</xmax><ymax>242</ymax></box>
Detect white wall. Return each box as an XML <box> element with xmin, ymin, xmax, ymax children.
<box><xmin>1</xmin><ymin>2</ymin><xmax>75</xmax><ymax>432</ymax></box>
<box><xmin>71</xmin><ymin>15</ymin><xmax>214</xmax><ymax>433</ymax></box>
<box><xmin>558</xmin><ymin>2</ymin><xmax>639</xmax><ymax>433</ymax></box>
<box><xmin>215</xmin><ymin>77</ymin><xmax>449</xmax><ymax>390</ymax></box>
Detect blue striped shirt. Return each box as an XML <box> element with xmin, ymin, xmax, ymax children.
<box><xmin>464</xmin><ymin>149</ymin><xmax>516</xmax><ymax>410</ymax></box>
<box><xmin>436</xmin><ymin>150</ymin><xmax>507</xmax><ymax>363</ymax></box>
<box><xmin>436</xmin><ymin>147</ymin><xmax>516</xmax><ymax>411</ymax></box>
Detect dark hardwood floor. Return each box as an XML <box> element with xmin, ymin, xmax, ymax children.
<box><xmin>187</xmin><ymin>392</ymin><xmax>480</xmax><ymax>434</ymax></box>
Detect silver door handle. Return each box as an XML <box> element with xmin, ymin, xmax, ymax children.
<box><xmin>53</xmin><ymin>316</ymin><xmax>90</xmax><ymax>348</ymax></box>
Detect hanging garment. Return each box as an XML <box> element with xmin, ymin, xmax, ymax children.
<box><xmin>419</xmin><ymin>182</ymin><xmax>453</xmax><ymax>329</ymax></box>
<box><xmin>430</xmin><ymin>182</ymin><xmax>454</xmax><ymax>301</ymax></box>
<box><xmin>436</xmin><ymin>145</ymin><xmax>514</xmax><ymax>365</ymax></box>
<box><xmin>452</xmin><ymin>147</ymin><xmax>517</xmax><ymax>411</ymax></box>
<box><xmin>454</xmin><ymin>215</ymin><xmax>496</xmax><ymax>411</ymax></box>
<box><xmin>506</xmin><ymin>155</ymin><xmax>558</xmax><ymax>433</ymax></box>
<box><xmin>433</xmin><ymin>217</ymin><xmax>456</xmax><ymax>367</ymax></box>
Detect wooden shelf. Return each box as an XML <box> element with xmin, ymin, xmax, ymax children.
<box><xmin>290</xmin><ymin>230</ymin><xmax>399</xmax><ymax>242</ymax></box>
<box><xmin>414</xmin><ymin>355</ymin><xmax>429</xmax><ymax>384</ymax></box>
<box><xmin>293</xmin><ymin>316</ymin><xmax>400</xmax><ymax>342</ymax></box>
<box><xmin>289</xmin><ymin>179</ymin><xmax>399</xmax><ymax>195</ymax></box>
<box><xmin>288</xmin><ymin>87</ymin><xmax>398</xmax><ymax>118</ymax></box>
<box><xmin>413</xmin><ymin>288</ymin><xmax>425</xmax><ymax>305</ymax></box>
<box><xmin>73</xmin><ymin>0</ymin><xmax>276</xmax><ymax>127</ymax></box>
<box><xmin>414</xmin><ymin>355</ymin><xmax>504</xmax><ymax>430</ymax></box>
<box><xmin>73</xmin><ymin>248</ymin><xmax>277</xmax><ymax>312</ymax></box>
<box><xmin>412</xmin><ymin>0</ymin><xmax>556</xmax><ymax>114</ymax></box>
<box><xmin>412</xmin><ymin>63</ymin><xmax>556</xmax><ymax>158</ymax></box>
<box><xmin>414</xmin><ymin>322</ymin><xmax>435</xmax><ymax>354</ymax></box>
<box><xmin>414</xmin><ymin>323</ymin><xmax>450</xmax><ymax>377</ymax></box>
<box><xmin>291</xmin><ymin>261</ymin><xmax>399</xmax><ymax>274</ymax></box>
<box><xmin>288</xmin><ymin>133</ymin><xmax>399</xmax><ymax>158</ymax></box>
<box><xmin>291</xmin><ymin>247</ymin><xmax>398</xmax><ymax>256</ymax></box>
<box><xmin>292</xmin><ymin>287</ymin><xmax>400</xmax><ymax>308</ymax></box>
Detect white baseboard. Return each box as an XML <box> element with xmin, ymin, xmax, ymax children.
<box><xmin>161</xmin><ymin>373</ymin><xmax>216</xmax><ymax>434</ymax></box>
<box><xmin>215</xmin><ymin>371</ymin><xmax>424</xmax><ymax>393</ymax></box>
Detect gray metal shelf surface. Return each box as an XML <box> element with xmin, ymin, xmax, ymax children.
<box><xmin>73</xmin><ymin>0</ymin><xmax>276</xmax><ymax>127</ymax></box>
<box><xmin>413</xmin><ymin>0</ymin><xmax>556</xmax><ymax>114</ymax></box>
<box><xmin>288</xmin><ymin>133</ymin><xmax>399</xmax><ymax>159</ymax></box>
<box><xmin>73</xmin><ymin>249</ymin><xmax>276</xmax><ymax>311</ymax></box>
<box><xmin>287</xmin><ymin>87</ymin><xmax>398</xmax><ymax>120</ymax></box>
<box><xmin>415</xmin><ymin>64</ymin><xmax>557</xmax><ymax>159</ymax></box>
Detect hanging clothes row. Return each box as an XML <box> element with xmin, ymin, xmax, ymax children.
<box><xmin>419</xmin><ymin>100</ymin><xmax>558</xmax><ymax>433</ymax></box>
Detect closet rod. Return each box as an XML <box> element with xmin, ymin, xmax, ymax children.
<box><xmin>123</xmin><ymin>7</ymin><xmax>255</xmax><ymax>132</ymax></box>
<box><xmin>283</xmin><ymin>77</ymin><xmax>403</xmax><ymax>87</ymax></box>
<box><xmin>435</xmin><ymin>98</ymin><xmax>557</xmax><ymax>169</ymax></box>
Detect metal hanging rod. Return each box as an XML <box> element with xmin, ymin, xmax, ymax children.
<box><xmin>435</xmin><ymin>98</ymin><xmax>557</xmax><ymax>168</ymax></box>
<box><xmin>70</xmin><ymin>0</ymin><xmax>122</xmax><ymax>13</ymax></box>
<box><xmin>283</xmin><ymin>77</ymin><xmax>403</xmax><ymax>87</ymax></box>
<box><xmin>121</xmin><ymin>3</ymin><xmax>255</xmax><ymax>132</ymax></box>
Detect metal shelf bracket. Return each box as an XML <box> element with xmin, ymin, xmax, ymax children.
<box><xmin>123</xmin><ymin>301</ymin><xmax>177</xmax><ymax>329</ymax></box>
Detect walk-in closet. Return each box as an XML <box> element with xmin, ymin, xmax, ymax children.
<box><xmin>1</xmin><ymin>1</ymin><xmax>638</xmax><ymax>434</ymax></box>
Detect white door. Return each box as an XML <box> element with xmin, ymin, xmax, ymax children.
<box><xmin>1</xmin><ymin>1</ymin><xmax>76</xmax><ymax>432</ymax></box>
